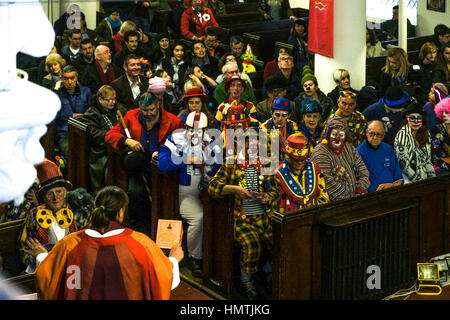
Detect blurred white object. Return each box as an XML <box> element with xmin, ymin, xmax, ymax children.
<box><xmin>0</xmin><ymin>0</ymin><xmax>60</xmax><ymax>205</ymax></box>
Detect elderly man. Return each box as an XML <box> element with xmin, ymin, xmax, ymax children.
<box><xmin>363</xmin><ymin>86</ymin><xmax>411</xmax><ymax>145</ymax></box>
<box><xmin>309</xmin><ymin>117</ymin><xmax>370</xmax><ymax>202</ymax></box>
<box><xmin>19</xmin><ymin>158</ymin><xmax>76</xmax><ymax>274</ymax></box>
<box><xmin>262</xmin><ymin>53</ymin><xmax>300</xmax><ymax>101</ymax></box>
<box><xmin>180</xmin><ymin>0</ymin><xmax>219</xmax><ymax>41</ymax></box>
<box><xmin>105</xmin><ymin>92</ymin><xmax>183</xmax><ymax>235</ymax></box>
<box><xmin>215</xmin><ymin>74</ymin><xmax>260</xmax><ymax>130</ymax></box>
<box><xmin>357</xmin><ymin>120</ymin><xmax>403</xmax><ymax>193</ymax></box>
<box><xmin>54</xmin><ymin>65</ymin><xmax>92</xmax><ymax>156</ymax></box>
<box><xmin>111</xmin><ymin>53</ymin><xmax>149</xmax><ymax>111</ymax></box>
<box><xmin>261</xmin><ymin>97</ymin><xmax>299</xmax><ymax>160</ymax></box>
<box><xmin>80</xmin><ymin>44</ymin><xmax>123</xmax><ymax>93</ymax></box>
<box><xmin>275</xmin><ymin>133</ymin><xmax>329</xmax><ymax>214</ymax></box>
<box><xmin>327</xmin><ymin>91</ymin><xmax>368</xmax><ymax>148</ymax></box>
<box><xmin>214</xmin><ymin>62</ymin><xmax>256</xmax><ymax>105</ymax></box>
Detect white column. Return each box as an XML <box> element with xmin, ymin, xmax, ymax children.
<box><xmin>313</xmin><ymin>0</ymin><xmax>366</xmax><ymax>94</ymax></box>
<box><xmin>398</xmin><ymin>0</ymin><xmax>407</xmax><ymax>51</ymax></box>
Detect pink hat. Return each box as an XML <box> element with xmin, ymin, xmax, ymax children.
<box><xmin>148</xmin><ymin>77</ymin><xmax>166</xmax><ymax>94</ymax></box>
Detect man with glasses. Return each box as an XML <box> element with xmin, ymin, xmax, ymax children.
<box><xmin>327</xmin><ymin>91</ymin><xmax>368</xmax><ymax>148</ymax></box>
<box><xmin>263</xmin><ymin>53</ymin><xmax>300</xmax><ymax>101</ymax></box>
<box><xmin>357</xmin><ymin>120</ymin><xmax>403</xmax><ymax>193</ymax></box>
<box><xmin>363</xmin><ymin>86</ymin><xmax>411</xmax><ymax>146</ymax></box>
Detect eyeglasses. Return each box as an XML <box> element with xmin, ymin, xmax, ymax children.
<box><xmin>408</xmin><ymin>116</ymin><xmax>423</xmax><ymax>122</ymax></box>
<box><xmin>101</xmin><ymin>97</ymin><xmax>116</xmax><ymax>103</ymax></box>
<box><xmin>367</xmin><ymin>132</ymin><xmax>384</xmax><ymax>138</ymax></box>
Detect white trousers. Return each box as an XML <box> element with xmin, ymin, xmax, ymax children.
<box><xmin>179</xmin><ymin>175</ymin><xmax>203</xmax><ymax>260</ymax></box>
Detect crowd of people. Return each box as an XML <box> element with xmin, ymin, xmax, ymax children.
<box><xmin>1</xmin><ymin>1</ymin><xmax>450</xmax><ymax>301</ymax></box>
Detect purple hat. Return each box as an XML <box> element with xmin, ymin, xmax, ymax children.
<box><xmin>272</xmin><ymin>97</ymin><xmax>291</xmax><ymax>113</ymax></box>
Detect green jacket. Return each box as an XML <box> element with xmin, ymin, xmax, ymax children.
<box><xmin>213</xmin><ymin>79</ymin><xmax>257</xmax><ymax>106</ymax></box>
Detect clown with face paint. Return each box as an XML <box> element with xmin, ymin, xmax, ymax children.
<box><xmin>309</xmin><ymin>117</ymin><xmax>370</xmax><ymax>202</ymax></box>
<box><xmin>274</xmin><ymin>133</ymin><xmax>329</xmax><ymax>213</ymax></box>
<box><xmin>158</xmin><ymin>111</ymin><xmax>221</xmax><ymax>278</ymax></box>
<box><xmin>431</xmin><ymin>98</ymin><xmax>450</xmax><ymax>173</ymax></box>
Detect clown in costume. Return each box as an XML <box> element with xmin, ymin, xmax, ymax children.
<box><xmin>180</xmin><ymin>0</ymin><xmax>219</xmax><ymax>41</ymax></box>
<box><xmin>275</xmin><ymin>133</ymin><xmax>329</xmax><ymax>213</ymax></box>
<box><xmin>241</xmin><ymin>44</ymin><xmax>257</xmax><ymax>74</ymax></box>
<box><xmin>158</xmin><ymin>111</ymin><xmax>221</xmax><ymax>277</ymax></box>
<box><xmin>19</xmin><ymin>158</ymin><xmax>77</xmax><ymax>273</ymax></box>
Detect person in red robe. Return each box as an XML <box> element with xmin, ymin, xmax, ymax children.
<box><xmin>34</xmin><ymin>185</ymin><xmax>184</xmax><ymax>300</ymax></box>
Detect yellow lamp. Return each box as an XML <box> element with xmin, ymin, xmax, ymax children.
<box><xmin>416</xmin><ymin>263</ymin><xmax>442</xmax><ymax>296</ymax></box>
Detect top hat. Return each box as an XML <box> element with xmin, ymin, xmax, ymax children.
<box><xmin>35</xmin><ymin>158</ymin><xmax>72</xmax><ymax>203</ymax></box>
<box><xmin>284</xmin><ymin>133</ymin><xmax>310</xmax><ymax>160</ymax></box>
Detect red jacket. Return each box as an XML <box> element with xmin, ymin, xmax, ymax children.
<box><xmin>105</xmin><ymin>107</ymin><xmax>183</xmax><ymax>151</ymax></box>
<box><xmin>180</xmin><ymin>7</ymin><xmax>218</xmax><ymax>41</ymax></box>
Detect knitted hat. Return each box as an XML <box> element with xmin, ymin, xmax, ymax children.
<box><xmin>284</xmin><ymin>133</ymin><xmax>310</xmax><ymax>160</ymax></box>
<box><xmin>225</xmin><ymin>74</ymin><xmax>246</xmax><ymax>92</ymax></box>
<box><xmin>300</xmin><ymin>98</ymin><xmax>320</xmax><ymax>114</ymax></box>
<box><xmin>148</xmin><ymin>77</ymin><xmax>166</xmax><ymax>94</ymax></box>
<box><xmin>382</xmin><ymin>86</ymin><xmax>410</xmax><ymax>108</ymax></box>
<box><xmin>301</xmin><ymin>66</ymin><xmax>317</xmax><ymax>86</ymax></box>
<box><xmin>272</xmin><ymin>97</ymin><xmax>291</xmax><ymax>113</ymax></box>
<box><xmin>183</xmin><ymin>86</ymin><xmax>207</xmax><ymax>102</ymax></box>
<box><xmin>35</xmin><ymin>158</ymin><xmax>72</xmax><ymax>203</ymax></box>
<box><xmin>432</xmin><ymin>83</ymin><xmax>449</xmax><ymax>104</ymax></box>
<box><xmin>434</xmin><ymin>97</ymin><xmax>450</xmax><ymax>120</ymax></box>
<box><xmin>302</xmin><ymin>65</ymin><xmax>313</xmax><ymax>77</ymax></box>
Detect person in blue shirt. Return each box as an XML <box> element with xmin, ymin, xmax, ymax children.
<box><xmin>357</xmin><ymin>120</ymin><xmax>403</xmax><ymax>192</ymax></box>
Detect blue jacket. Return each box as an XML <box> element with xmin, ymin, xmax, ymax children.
<box><xmin>357</xmin><ymin>140</ymin><xmax>403</xmax><ymax>193</ymax></box>
<box><xmin>158</xmin><ymin>132</ymin><xmax>221</xmax><ymax>187</ymax></box>
<box><xmin>54</xmin><ymin>84</ymin><xmax>91</xmax><ymax>141</ymax></box>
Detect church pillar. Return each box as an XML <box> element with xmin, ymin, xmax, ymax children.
<box><xmin>398</xmin><ymin>0</ymin><xmax>408</xmax><ymax>51</ymax></box>
<box><xmin>313</xmin><ymin>0</ymin><xmax>366</xmax><ymax>94</ymax></box>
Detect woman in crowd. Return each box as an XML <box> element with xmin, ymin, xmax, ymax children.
<box><xmin>42</xmin><ymin>53</ymin><xmax>66</xmax><ymax>90</ymax></box>
<box><xmin>82</xmin><ymin>85</ymin><xmax>127</xmax><ymax>194</ymax></box>
<box><xmin>327</xmin><ymin>69</ymin><xmax>360</xmax><ymax>110</ymax></box>
<box><xmin>34</xmin><ymin>185</ymin><xmax>184</xmax><ymax>300</ymax></box>
<box><xmin>413</xmin><ymin>42</ymin><xmax>438</xmax><ymax>93</ymax></box>
<box><xmin>157</xmin><ymin>41</ymin><xmax>190</xmax><ymax>100</ymax></box>
<box><xmin>430</xmin><ymin>98</ymin><xmax>450</xmax><ymax>174</ymax></box>
<box><xmin>394</xmin><ymin>102</ymin><xmax>436</xmax><ymax>183</ymax></box>
<box><xmin>151</xmin><ymin>34</ymin><xmax>171</xmax><ymax>67</ymax></box>
<box><xmin>184</xmin><ymin>65</ymin><xmax>218</xmax><ymax>98</ymax></box>
<box><xmin>366</xmin><ymin>27</ymin><xmax>384</xmax><ymax>58</ymax></box>
<box><xmin>178</xmin><ymin>87</ymin><xmax>215</xmax><ymax>128</ymax></box>
<box><xmin>432</xmin><ymin>42</ymin><xmax>450</xmax><ymax>88</ymax></box>
<box><xmin>288</xmin><ymin>18</ymin><xmax>310</xmax><ymax>73</ymax></box>
<box><xmin>95</xmin><ymin>7</ymin><xmax>123</xmax><ymax>44</ymax></box>
<box><xmin>379</xmin><ymin>47</ymin><xmax>423</xmax><ymax>97</ymax></box>
<box><xmin>297</xmin><ymin>98</ymin><xmax>323</xmax><ymax>148</ymax></box>
<box><xmin>423</xmin><ymin>83</ymin><xmax>448</xmax><ymax>130</ymax></box>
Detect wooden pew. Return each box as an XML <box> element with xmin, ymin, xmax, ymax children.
<box><xmin>381</xmin><ymin>34</ymin><xmax>434</xmax><ymax>52</ymax></box>
<box><xmin>223</xmin><ymin>18</ymin><xmax>294</xmax><ymax>38</ymax></box>
<box><xmin>215</xmin><ymin>11</ymin><xmax>263</xmax><ymax>26</ymax></box>
<box><xmin>40</xmin><ymin>121</ymin><xmax>55</xmax><ymax>162</ymax></box>
<box><xmin>153</xmin><ymin>9</ymin><xmax>172</xmax><ymax>35</ymax></box>
<box><xmin>274</xmin><ymin>41</ymin><xmax>294</xmax><ymax>58</ymax></box>
<box><xmin>105</xmin><ymin>145</ymin><xmax>128</xmax><ymax>192</ymax></box>
<box><xmin>224</xmin><ymin>2</ymin><xmax>259</xmax><ymax>14</ymax></box>
<box><xmin>272</xmin><ymin>174</ymin><xmax>450</xmax><ymax>300</ymax></box>
<box><xmin>200</xmin><ymin>191</ymin><xmax>235</xmax><ymax>298</ymax></box>
<box><xmin>243</xmin><ymin>28</ymin><xmax>292</xmax><ymax>62</ymax></box>
<box><xmin>67</xmin><ymin>117</ymin><xmax>89</xmax><ymax>190</ymax></box>
<box><xmin>150</xmin><ymin>164</ymin><xmax>181</xmax><ymax>240</ymax></box>
<box><xmin>0</xmin><ymin>219</ymin><xmax>25</xmax><ymax>278</ymax></box>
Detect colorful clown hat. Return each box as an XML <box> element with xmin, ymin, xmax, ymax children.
<box><xmin>272</xmin><ymin>97</ymin><xmax>291</xmax><ymax>113</ymax></box>
<box><xmin>284</xmin><ymin>133</ymin><xmax>310</xmax><ymax>160</ymax></box>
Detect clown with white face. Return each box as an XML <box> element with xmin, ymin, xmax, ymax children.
<box><xmin>158</xmin><ymin>111</ymin><xmax>221</xmax><ymax>278</ymax></box>
<box><xmin>309</xmin><ymin>117</ymin><xmax>370</xmax><ymax>202</ymax></box>
<box><xmin>430</xmin><ymin>98</ymin><xmax>450</xmax><ymax>173</ymax></box>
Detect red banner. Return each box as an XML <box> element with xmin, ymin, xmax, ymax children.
<box><xmin>308</xmin><ymin>0</ymin><xmax>334</xmax><ymax>58</ymax></box>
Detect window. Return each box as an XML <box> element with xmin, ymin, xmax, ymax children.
<box><xmin>366</xmin><ymin>0</ymin><xmax>417</xmax><ymax>25</ymax></box>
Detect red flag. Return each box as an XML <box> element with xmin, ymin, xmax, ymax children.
<box><xmin>308</xmin><ymin>0</ymin><xmax>334</xmax><ymax>58</ymax></box>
